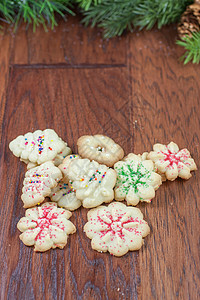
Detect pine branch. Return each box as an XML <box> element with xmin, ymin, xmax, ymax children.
<box><xmin>133</xmin><ymin>0</ymin><xmax>193</xmax><ymax>30</ymax></box>
<box><xmin>0</xmin><ymin>0</ymin><xmax>194</xmax><ymax>36</ymax></box>
<box><xmin>0</xmin><ymin>0</ymin><xmax>75</xmax><ymax>31</ymax></box>
<box><xmin>82</xmin><ymin>0</ymin><xmax>193</xmax><ymax>38</ymax></box>
<box><xmin>176</xmin><ymin>32</ymin><xmax>200</xmax><ymax>64</ymax></box>
<box><xmin>82</xmin><ymin>0</ymin><xmax>139</xmax><ymax>28</ymax></box>
<box><xmin>0</xmin><ymin>0</ymin><xmax>199</xmax><ymax>65</ymax></box>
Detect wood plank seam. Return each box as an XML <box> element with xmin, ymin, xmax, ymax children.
<box><xmin>12</xmin><ymin>63</ymin><xmax>127</xmax><ymax>69</ymax></box>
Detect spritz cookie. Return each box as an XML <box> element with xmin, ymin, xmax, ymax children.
<box><xmin>114</xmin><ymin>154</ymin><xmax>162</xmax><ymax>206</ymax></box>
<box><xmin>22</xmin><ymin>161</ymin><xmax>62</xmax><ymax>208</ymax></box>
<box><xmin>63</xmin><ymin>158</ymin><xmax>116</xmax><ymax>208</ymax></box>
<box><xmin>20</xmin><ymin>159</ymin><xmax>38</xmax><ymax>170</ymax></box>
<box><xmin>52</xmin><ymin>143</ymin><xmax>72</xmax><ymax>166</ymax></box>
<box><xmin>21</xmin><ymin>143</ymin><xmax>72</xmax><ymax>170</ymax></box>
<box><xmin>59</xmin><ymin>154</ymin><xmax>81</xmax><ymax>183</ymax></box>
<box><xmin>123</xmin><ymin>152</ymin><xmax>149</xmax><ymax>162</ymax></box>
<box><xmin>9</xmin><ymin>129</ymin><xmax>66</xmax><ymax>165</ymax></box>
<box><xmin>84</xmin><ymin>202</ymin><xmax>150</xmax><ymax>257</ymax></box>
<box><xmin>49</xmin><ymin>180</ymin><xmax>81</xmax><ymax>211</ymax></box>
<box><xmin>17</xmin><ymin>202</ymin><xmax>76</xmax><ymax>252</ymax></box>
<box><xmin>77</xmin><ymin>135</ymin><xmax>124</xmax><ymax>167</ymax></box>
<box><xmin>147</xmin><ymin>142</ymin><xmax>197</xmax><ymax>181</ymax></box>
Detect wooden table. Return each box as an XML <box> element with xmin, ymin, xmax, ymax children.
<box><xmin>0</xmin><ymin>16</ymin><xmax>199</xmax><ymax>300</ymax></box>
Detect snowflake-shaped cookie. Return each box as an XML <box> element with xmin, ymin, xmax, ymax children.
<box><xmin>84</xmin><ymin>202</ymin><xmax>150</xmax><ymax>257</ymax></box>
<box><xmin>49</xmin><ymin>180</ymin><xmax>81</xmax><ymax>211</ymax></box>
<box><xmin>114</xmin><ymin>154</ymin><xmax>162</xmax><ymax>206</ymax></box>
<box><xmin>77</xmin><ymin>135</ymin><xmax>124</xmax><ymax>167</ymax></box>
<box><xmin>147</xmin><ymin>142</ymin><xmax>197</xmax><ymax>181</ymax></box>
<box><xmin>22</xmin><ymin>161</ymin><xmax>62</xmax><ymax>208</ymax></box>
<box><xmin>61</xmin><ymin>158</ymin><xmax>116</xmax><ymax>208</ymax></box>
<box><xmin>9</xmin><ymin>129</ymin><xmax>65</xmax><ymax>164</ymax></box>
<box><xmin>17</xmin><ymin>202</ymin><xmax>76</xmax><ymax>252</ymax></box>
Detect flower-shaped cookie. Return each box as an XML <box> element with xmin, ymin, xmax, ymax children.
<box><xmin>49</xmin><ymin>180</ymin><xmax>81</xmax><ymax>211</ymax></box>
<box><xmin>22</xmin><ymin>161</ymin><xmax>62</xmax><ymax>208</ymax></box>
<box><xmin>77</xmin><ymin>135</ymin><xmax>124</xmax><ymax>167</ymax></box>
<box><xmin>52</xmin><ymin>143</ymin><xmax>72</xmax><ymax>166</ymax></box>
<box><xmin>59</xmin><ymin>154</ymin><xmax>81</xmax><ymax>182</ymax></box>
<box><xmin>147</xmin><ymin>142</ymin><xmax>197</xmax><ymax>181</ymax></box>
<box><xmin>9</xmin><ymin>129</ymin><xmax>66</xmax><ymax>164</ymax></box>
<box><xmin>84</xmin><ymin>202</ymin><xmax>150</xmax><ymax>257</ymax></box>
<box><xmin>61</xmin><ymin>158</ymin><xmax>116</xmax><ymax>208</ymax></box>
<box><xmin>21</xmin><ymin>143</ymin><xmax>72</xmax><ymax>170</ymax></box>
<box><xmin>17</xmin><ymin>202</ymin><xmax>76</xmax><ymax>252</ymax></box>
<box><xmin>114</xmin><ymin>154</ymin><xmax>162</xmax><ymax>206</ymax></box>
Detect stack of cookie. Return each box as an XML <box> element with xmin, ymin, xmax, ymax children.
<box><xmin>9</xmin><ymin>130</ymin><xmax>197</xmax><ymax>256</ymax></box>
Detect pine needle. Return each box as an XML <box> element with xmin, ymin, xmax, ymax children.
<box><xmin>0</xmin><ymin>0</ymin><xmax>16</xmax><ymax>23</ymax></box>
<box><xmin>176</xmin><ymin>32</ymin><xmax>200</xmax><ymax>64</ymax></box>
<box><xmin>76</xmin><ymin>0</ymin><xmax>102</xmax><ymax>11</ymax></box>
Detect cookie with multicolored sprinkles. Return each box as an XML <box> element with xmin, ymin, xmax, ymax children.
<box><xmin>52</xmin><ymin>143</ymin><xmax>72</xmax><ymax>166</ymax></box>
<box><xmin>59</xmin><ymin>154</ymin><xmax>81</xmax><ymax>183</ymax></box>
<box><xmin>114</xmin><ymin>154</ymin><xmax>162</xmax><ymax>206</ymax></box>
<box><xmin>21</xmin><ymin>143</ymin><xmax>72</xmax><ymax>170</ymax></box>
<box><xmin>17</xmin><ymin>202</ymin><xmax>76</xmax><ymax>252</ymax></box>
<box><xmin>64</xmin><ymin>158</ymin><xmax>116</xmax><ymax>208</ymax></box>
<box><xmin>49</xmin><ymin>180</ymin><xmax>81</xmax><ymax>211</ymax></box>
<box><xmin>77</xmin><ymin>135</ymin><xmax>124</xmax><ymax>167</ymax></box>
<box><xmin>84</xmin><ymin>202</ymin><xmax>150</xmax><ymax>257</ymax></box>
<box><xmin>147</xmin><ymin>142</ymin><xmax>197</xmax><ymax>181</ymax></box>
<box><xmin>22</xmin><ymin>161</ymin><xmax>62</xmax><ymax>208</ymax></box>
<box><xmin>9</xmin><ymin>129</ymin><xmax>66</xmax><ymax>165</ymax></box>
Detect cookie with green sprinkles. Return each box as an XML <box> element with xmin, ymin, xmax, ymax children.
<box><xmin>114</xmin><ymin>153</ymin><xmax>162</xmax><ymax>206</ymax></box>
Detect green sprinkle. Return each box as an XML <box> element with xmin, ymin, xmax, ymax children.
<box><xmin>116</xmin><ymin>161</ymin><xmax>151</xmax><ymax>194</ymax></box>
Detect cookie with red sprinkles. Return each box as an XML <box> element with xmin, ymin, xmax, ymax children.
<box><xmin>147</xmin><ymin>142</ymin><xmax>197</xmax><ymax>181</ymax></box>
<box><xmin>84</xmin><ymin>202</ymin><xmax>150</xmax><ymax>257</ymax></box>
<box><xmin>17</xmin><ymin>202</ymin><xmax>76</xmax><ymax>252</ymax></box>
<box><xmin>22</xmin><ymin>161</ymin><xmax>62</xmax><ymax>208</ymax></box>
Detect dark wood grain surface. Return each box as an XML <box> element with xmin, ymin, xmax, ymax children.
<box><xmin>0</xmin><ymin>17</ymin><xmax>199</xmax><ymax>300</ymax></box>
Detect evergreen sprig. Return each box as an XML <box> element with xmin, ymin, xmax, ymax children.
<box><xmin>82</xmin><ymin>0</ymin><xmax>140</xmax><ymax>37</ymax></box>
<box><xmin>176</xmin><ymin>32</ymin><xmax>200</xmax><ymax>64</ymax></box>
<box><xmin>0</xmin><ymin>0</ymin><xmax>199</xmax><ymax>64</ymax></box>
<box><xmin>0</xmin><ymin>0</ymin><xmax>74</xmax><ymax>31</ymax></box>
<box><xmin>82</xmin><ymin>0</ymin><xmax>193</xmax><ymax>38</ymax></box>
<box><xmin>133</xmin><ymin>0</ymin><xmax>193</xmax><ymax>30</ymax></box>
